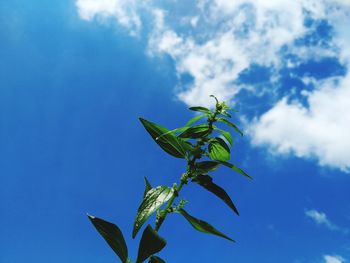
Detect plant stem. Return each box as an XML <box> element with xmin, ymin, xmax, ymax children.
<box><xmin>154</xmin><ymin>175</ymin><xmax>187</xmax><ymax>231</ymax></box>
<box><xmin>154</xmin><ymin>107</ymin><xmax>220</xmax><ymax>232</ymax></box>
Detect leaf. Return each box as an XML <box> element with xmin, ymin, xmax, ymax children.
<box><xmin>179</xmin><ymin>124</ymin><xmax>210</xmax><ymax>139</ymax></box>
<box><xmin>185</xmin><ymin>114</ymin><xmax>207</xmax><ymax>126</ymax></box>
<box><xmin>195</xmin><ymin>161</ymin><xmax>220</xmax><ymax>173</ymax></box>
<box><xmin>220</xmin><ymin>110</ymin><xmax>232</xmax><ymax>118</ymax></box>
<box><xmin>178</xmin><ymin>209</ymin><xmax>234</xmax><ymax>242</ymax></box>
<box><xmin>214</xmin><ymin>126</ymin><xmax>233</xmax><ymax>146</ymax></box>
<box><xmin>143</xmin><ymin>177</ymin><xmax>152</xmax><ymax>198</ymax></box>
<box><xmin>139</xmin><ymin>118</ymin><xmax>192</xmax><ymax>159</ymax></box>
<box><xmin>210</xmin><ymin>94</ymin><xmax>219</xmax><ymax>104</ymax></box>
<box><xmin>88</xmin><ymin>215</ymin><xmax>129</xmax><ymax>263</ymax></box>
<box><xmin>149</xmin><ymin>256</ymin><xmax>166</xmax><ymax>263</ymax></box>
<box><xmin>189</xmin><ymin>106</ymin><xmax>211</xmax><ymax>114</ymax></box>
<box><xmin>215</xmin><ymin>137</ymin><xmax>230</xmax><ymax>152</ymax></box>
<box><xmin>193</xmin><ymin>175</ymin><xmax>239</xmax><ymax>215</ymax></box>
<box><xmin>208</xmin><ymin>138</ymin><xmax>230</xmax><ymax>162</ymax></box>
<box><xmin>217</xmin><ymin>118</ymin><xmax>243</xmax><ymax>136</ymax></box>
<box><xmin>136</xmin><ymin>225</ymin><xmax>167</xmax><ymax>263</ymax></box>
<box><xmin>133</xmin><ymin>186</ymin><xmax>174</xmax><ymax>238</ymax></box>
<box><xmin>155</xmin><ymin>126</ymin><xmax>189</xmax><ymax>140</ymax></box>
<box><xmin>220</xmin><ymin>161</ymin><xmax>252</xmax><ymax>179</ymax></box>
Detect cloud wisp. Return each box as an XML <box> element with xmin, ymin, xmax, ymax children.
<box><xmin>305</xmin><ymin>209</ymin><xmax>349</xmax><ymax>234</ymax></box>
<box><xmin>324</xmin><ymin>255</ymin><xmax>346</xmax><ymax>263</ymax></box>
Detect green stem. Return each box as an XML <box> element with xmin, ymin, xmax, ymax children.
<box><xmin>154</xmin><ymin>174</ymin><xmax>187</xmax><ymax>231</ymax></box>
<box><xmin>154</xmin><ymin>107</ymin><xmax>220</xmax><ymax>232</ymax></box>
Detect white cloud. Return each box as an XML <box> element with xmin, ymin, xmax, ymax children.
<box><xmin>247</xmin><ymin>1</ymin><xmax>350</xmax><ymax>171</ymax></box>
<box><xmin>148</xmin><ymin>1</ymin><xmax>311</xmax><ymax>106</ymax></box>
<box><xmin>76</xmin><ymin>0</ymin><xmax>141</xmax><ymax>35</ymax></box>
<box><xmin>250</xmin><ymin>73</ymin><xmax>350</xmax><ymax>172</ymax></box>
<box><xmin>324</xmin><ymin>255</ymin><xmax>346</xmax><ymax>263</ymax></box>
<box><xmin>147</xmin><ymin>10</ymin><xmax>245</xmax><ymax>106</ymax></box>
<box><xmin>147</xmin><ymin>1</ymin><xmax>348</xmax><ymax>110</ymax></box>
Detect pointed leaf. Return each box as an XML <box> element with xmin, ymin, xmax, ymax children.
<box><xmin>220</xmin><ymin>110</ymin><xmax>232</xmax><ymax>118</ymax></box>
<box><xmin>136</xmin><ymin>225</ymin><xmax>166</xmax><ymax>263</ymax></box>
<box><xmin>178</xmin><ymin>209</ymin><xmax>234</xmax><ymax>242</ymax></box>
<box><xmin>133</xmin><ymin>186</ymin><xmax>174</xmax><ymax>238</ymax></box>
<box><xmin>156</xmin><ymin>126</ymin><xmax>189</xmax><ymax>140</ymax></box>
<box><xmin>208</xmin><ymin>138</ymin><xmax>230</xmax><ymax>161</ymax></box>
<box><xmin>179</xmin><ymin>124</ymin><xmax>210</xmax><ymax>139</ymax></box>
<box><xmin>185</xmin><ymin>114</ymin><xmax>207</xmax><ymax>126</ymax></box>
<box><xmin>139</xmin><ymin>118</ymin><xmax>191</xmax><ymax>158</ymax></box>
<box><xmin>217</xmin><ymin>118</ymin><xmax>243</xmax><ymax>136</ymax></box>
<box><xmin>210</xmin><ymin>94</ymin><xmax>219</xmax><ymax>104</ymax></box>
<box><xmin>189</xmin><ymin>106</ymin><xmax>211</xmax><ymax>114</ymax></box>
<box><xmin>193</xmin><ymin>175</ymin><xmax>239</xmax><ymax>215</ymax></box>
<box><xmin>149</xmin><ymin>256</ymin><xmax>166</xmax><ymax>263</ymax></box>
<box><xmin>195</xmin><ymin>161</ymin><xmax>220</xmax><ymax>173</ymax></box>
<box><xmin>143</xmin><ymin>177</ymin><xmax>152</xmax><ymax>198</ymax></box>
<box><xmin>88</xmin><ymin>215</ymin><xmax>128</xmax><ymax>263</ymax></box>
<box><xmin>220</xmin><ymin>161</ymin><xmax>252</xmax><ymax>179</ymax></box>
<box><xmin>214</xmin><ymin>127</ymin><xmax>233</xmax><ymax>146</ymax></box>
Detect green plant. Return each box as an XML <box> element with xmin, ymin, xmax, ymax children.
<box><xmin>88</xmin><ymin>95</ymin><xmax>251</xmax><ymax>263</ymax></box>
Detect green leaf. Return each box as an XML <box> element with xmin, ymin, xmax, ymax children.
<box><xmin>133</xmin><ymin>186</ymin><xmax>174</xmax><ymax>238</ymax></box>
<box><xmin>220</xmin><ymin>161</ymin><xmax>252</xmax><ymax>179</ymax></box>
<box><xmin>193</xmin><ymin>175</ymin><xmax>239</xmax><ymax>215</ymax></box>
<box><xmin>88</xmin><ymin>215</ymin><xmax>128</xmax><ymax>263</ymax></box>
<box><xmin>139</xmin><ymin>118</ymin><xmax>191</xmax><ymax>159</ymax></box>
<box><xmin>155</xmin><ymin>126</ymin><xmax>189</xmax><ymax>140</ymax></box>
<box><xmin>210</xmin><ymin>94</ymin><xmax>219</xmax><ymax>104</ymax></box>
<box><xmin>136</xmin><ymin>225</ymin><xmax>166</xmax><ymax>263</ymax></box>
<box><xmin>220</xmin><ymin>111</ymin><xmax>232</xmax><ymax>118</ymax></box>
<box><xmin>214</xmin><ymin>126</ymin><xmax>233</xmax><ymax>146</ymax></box>
<box><xmin>178</xmin><ymin>209</ymin><xmax>234</xmax><ymax>242</ymax></box>
<box><xmin>215</xmin><ymin>137</ymin><xmax>230</xmax><ymax>152</ymax></box>
<box><xmin>149</xmin><ymin>256</ymin><xmax>166</xmax><ymax>263</ymax></box>
<box><xmin>208</xmin><ymin>138</ymin><xmax>230</xmax><ymax>162</ymax></box>
<box><xmin>185</xmin><ymin>114</ymin><xmax>207</xmax><ymax>126</ymax></box>
<box><xmin>217</xmin><ymin>118</ymin><xmax>243</xmax><ymax>136</ymax></box>
<box><xmin>195</xmin><ymin>161</ymin><xmax>220</xmax><ymax>173</ymax></box>
<box><xmin>189</xmin><ymin>106</ymin><xmax>211</xmax><ymax>114</ymax></box>
<box><xmin>143</xmin><ymin>177</ymin><xmax>152</xmax><ymax>198</ymax></box>
<box><xmin>179</xmin><ymin>124</ymin><xmax>210</xmax><ymax>139</ymax></box>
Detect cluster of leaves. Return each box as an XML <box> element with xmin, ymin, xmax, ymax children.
<box><xmin>88</xmin><ymin>95</ymin><xmax>251</xmax><ymax>263</ymax></box>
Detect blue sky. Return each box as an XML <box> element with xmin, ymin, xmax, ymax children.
<box><xmin>1</xmin><ymin>1</ymin><xmax>350</xmax><ymax>262</ymax></box>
